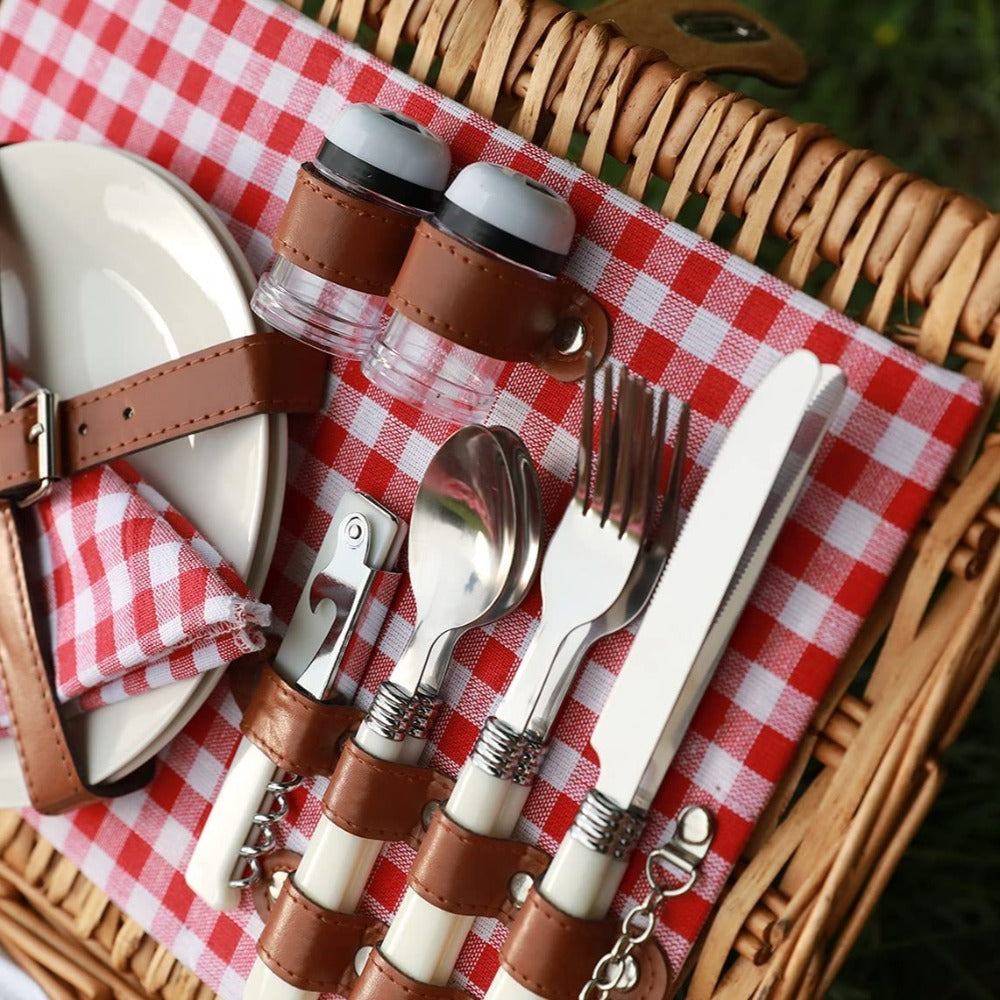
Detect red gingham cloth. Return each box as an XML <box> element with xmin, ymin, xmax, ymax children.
<box><xmin>0</xmin><ymin>459</ymin><xmax>269</xmax><ymax>735</ymax></box>
<box><xmin>0</xmin><ymin>0</ymin><xmax>983</xmax><ymax>996</ymax></box>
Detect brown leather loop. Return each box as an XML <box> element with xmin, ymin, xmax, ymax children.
<box><xmin>241</xmin><ymin>663</ymin><xmax>364</xmax><ymax>777</ymax></box>
<box><xmin>256</xmin><ymin>877</ymin><xmax>386</xmax><ymax>993</ymax></box>
<box><xmin>0</xmin><ymin>504</ymin><xmax>153</xmax><ymax>812</ymax></box>
<box><xmin>352</xmin><ymin>947</ymin><xmax>467</xmax><ymax>1000</ymax></box>
<box><xmin>0</xmin><ymin>333</ymin><xmax>326</xmax><ymax>500</ymax></box>
<box><xmin>273</xmin><ymin>164</ymin><xmax>421</xmax><ymax>295</ymax></box>
<box><xmin>322</xmin><ymin>738</ymin><xmax>454</xmax><ymax>844</ymax></box>
<box><xmin>387</xmin><ymin>221</ymin><xmax>609</xmax><ymax>382</ymax></box>
<box><xmin>500</xmin><ymin>889</ymin><xmax>671</xmax><ymax>1000</ymax></box>
<box><xmin>408</xmin><ymin>808</ymin><xmax>550</xmax><ymax>918</ymax></box>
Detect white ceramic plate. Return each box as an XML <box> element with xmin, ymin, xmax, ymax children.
<box><xmin>0</xmin><ymin>141</ymin><xmax>287</xmax><ymax>805</ymax></box>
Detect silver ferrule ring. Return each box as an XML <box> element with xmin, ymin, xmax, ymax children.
<box><xmin>570</xmin><ymin>789</ymin><xmax>645</xmax><ymax>860</ymax></box>
<box><xmin>365</xmin><ymin>681</ymin><xmax>418</xmax><ymax>741</ymax></box>
<box><xmin>471</xmin><ymin>717</ymin><xmax>546</xmax><ymax>785</ymax></box>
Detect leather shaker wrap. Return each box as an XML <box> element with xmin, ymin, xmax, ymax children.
<box><xmin>256</xmin><ymin>877</ymin><xmax>385</xmax><ymax>992</ymax></box>
<box><xmin>273</xmin><ymin>165</ymin><xmax>420</xmax><ymax>294</ymax></box>
<box><xmin>408</xmin><ymin>808</ymin><xmax>550</xmax><ymax>918</ymax></box>
<box><xmin>500</xmin><ymin>889</ymin><xmax>671</xmax><ymax>1000</ymax></box>
<box><xmin>352</xmin><ymin>948</ymin><xmax>467</xmax><ymax>1000</ymax></box>
<box><xmin>240</xmin><ymin>663</ymin><xmax>364</xmax><ymax>777</ymax></box>
<box><xmin>321</xmin><ymin>738</ymin><xmax>455</xmax><ymax>843</ymax></box>
<box><xmin>387</xmin><ymin>221</ymin><xmax>609</xmax><ymax>381</ymax></box>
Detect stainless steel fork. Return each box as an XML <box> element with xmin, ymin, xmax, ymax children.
<box><xmin>374</xmin><ymin>357</ymin><xmax>690</xmax><ymax>988</ymax></box>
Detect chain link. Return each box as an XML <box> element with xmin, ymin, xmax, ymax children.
<box><xmin>578</xmin><ymin>806</ymin><xmax>715</xmax><ymax>1000</ymax></box>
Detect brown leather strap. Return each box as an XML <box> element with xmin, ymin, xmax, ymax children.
<box><xmin>408</xmin><ymin>809</ymin><xmax>550</xmax><ymax>918</ymax></box>
<box><xmin>352</xmin><ymin>948</ymin><xmax>466</xmax><ymax>1000</ymax></box>
<box><xmin>500</xmin><ymin>889</ymin><xmax>671</xmax><ymax>1000</ymax></box>
<box><xmin>273</xmin><ymin>165</ymin><xmax>420</xmax><ymax>295</ymax></box>
<box><xmin>0</xmin><ymin>503</ymin><xmax>153</xmax><ymax>812</ymax></box>
<box><xmin>322</xmin><ymin>739</ymin><xmax>454</xmax><ymax>844</ymax></box>
<box><xmin>387</xmin><ymin>221</ymin><xmax>609</xmax><ymax>382</ymax></box>
<box><xmin>256</xmin><ymin>877</ymin><xmax>385</xmax><ymax>993</ymax></box>
<box><xmin>0</xmin><ymin>333</ymin><xmax>326</xmax><ymax>501</ymax></box>
<box><xmin>241</xmin><ymin>662</ymin><xmax>364</xmax><ymax>777</ymax></box>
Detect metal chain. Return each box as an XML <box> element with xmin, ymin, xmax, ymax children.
<box><xmin>578</xmin><ymin>806</ymin><xmax>716</xmax><ymax>1000</ymax></box>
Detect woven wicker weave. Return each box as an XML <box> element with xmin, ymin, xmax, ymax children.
<box><xmin>2</xmin><ymin>0</ymin><xmax>998</xmax><ymax>998</ymax></box>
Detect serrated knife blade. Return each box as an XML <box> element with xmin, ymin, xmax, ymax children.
<box><xmin>591</xmin><ymin>351</ymin><xmax>845</xmax><ymax>812</ymax></box>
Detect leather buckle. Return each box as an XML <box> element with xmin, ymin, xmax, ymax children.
<box><xmin>10</xmin><ymin>387</ymin><xmax>60</xmax><ymax>506</ymax></box>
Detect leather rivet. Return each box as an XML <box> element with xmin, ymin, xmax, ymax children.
<box><xmin>77</xmin><ymin>422</ymin><xmax>88</xmax><ymax>436</ymax></box>
<box><xmin>421</xmin><ymin>799</ymin><xmax>441</xmax><ymax>830</ymax></box>
<box><xmin>508</xmin><ymin>870</ymin><xmax>535</xmax><ymax>907</ymax></box>
<box><xmin>123</xmin><ymin>406</ymin><xmax>135</xmax><ymax>419</ymax></box>
<box><xmin>354</xmin><ymin>944</ymin><xmax>373</xmax><ymax>976</ymax></box>
<box><xmin>268</xmin><ymin>868</ymin><xmax>289</xmax><ymax>901</ymax></box>
<box><xmin>553</xmin><ymin>316</ymin><xmax>587</xmax><ymax>355</ymax></box>
<box><xmin>616</xmin><ymin>955</ymin><xmax>640</xmax><ymax>992</ymax></box>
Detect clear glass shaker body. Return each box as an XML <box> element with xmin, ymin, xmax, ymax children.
<box><xmin>362</xmin><ymin>224</ymin><xmax>556</xmax><ymax>423</ymax></box>
<box><xmin>251</xmin><ymin>172</ymin><xmax>420</xmax><ymax>360</ymax></box>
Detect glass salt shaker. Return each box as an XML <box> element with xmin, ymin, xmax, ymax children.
<box><xmin>362</xmin><ymin>162</ymin><xmax>578</xmax><ymax>422</ymax></box>
<box><xmin>251</xmin><ymin>104</ymin><xmax>450</xmax><ymax>359</ymax></box>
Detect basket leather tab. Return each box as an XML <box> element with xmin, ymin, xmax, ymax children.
<box><xmin>241</xmin><ymin>663</ymin><xmax>364</xmax><ymax>777</ymax></box>
<box><xmin>387</xmin><ymin>221</ymin><xmax>609</xmax><ymax>382</ymax></box>
<box><xmin>500</xmin><ymin>888</ymin><xmax>671</xmax><ymax>1000</ymax></box>
<box><xmin>408</xmin><ymin>808</ymin><xmax>550</xmax><ymax>918</ymax></box>
<box><xmin>256</xmin><ymin>877</ymin><xmax>385</xmax><ymax>993</ymax></box>
<box><xmin>0</xmin><ymin>332</ymin><xmax>326</xmax><ymax>501</ymax></box>
<box><xmin>352</xmin><ymin>947</ymin><xmax>468</xmax><ymax>1000</ymax></box>
<box><xmin>321</xmin><ymin>738</ymin><xmax>454</xmax><ymax>844</ymax></box>
<box><xmin>273</xmin><ymin>164</ymin><xmax>420</xmax><ymax>295</ymax></box>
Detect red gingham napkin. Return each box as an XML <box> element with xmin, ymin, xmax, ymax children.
<box><xmin>0</xmin><ymin>0</ymin><xmax>983</xmax><ymax>996</ymax></box>
<box><xmin>0</xmin><ymin>459</ymin><xmax>269</xmax><ymax>735</ymax></box>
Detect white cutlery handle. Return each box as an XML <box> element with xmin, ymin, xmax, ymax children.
<box><xmin>379</xmin><ymin>762</ymin><xmax>531</xmax><ymax>984</ymax></box>
<box><xmin>243</xmin><ymin>721</ymin><xmax>425</xmax><ymax>1000</ymax></box>
<box><xmin>185</xmin><ymin>737</ymin><xmax>280</xmax><ymax>911</ymax></box>
<box><xmin>484</xmin><ymin>836</ymin><xmax>626</xmax><ymax>1000</ymax></box>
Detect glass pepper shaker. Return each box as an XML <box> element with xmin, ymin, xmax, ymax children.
<box><xmin>363</xmin><ymin>162</ymin><xmax>600</xmax><ymax>423</ymax></box>
<box><xmin>251</xmin><ymin>104</ymin><xmax>451</xmax><ymax>359</ymax></box>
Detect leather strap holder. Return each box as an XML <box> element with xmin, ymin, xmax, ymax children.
<box><xmin>322</xmin><ymin>738</ymin><xmax>454</xmax><ymax>845</ymax></box>
<box><xmin>273</xmin><ymin>165</ymin><xmax>421</xmax><ymax>295</ymax></box>
<box><xmin>408</xmin><ymin>808</ymin><xmax>550</xmax><ymax>919</ymax></box>
<box><xmin>387</xmin><ymin>221</ymin><xmax>610</xmax><ymax>382</ymax></box>
<box><xmin>0</xmin><ymin>330</ymin><xmax>326</xmax><ymax>813</ymax></box>
<box><xmin>256</xmin><ymin>876</ymin><xmax>386</xmax><ymax>993</ymax></box>
<box><xmin>0</xmin><ymin>333</ymin><xmax>325</xmax><ymax>500</ymax></box>
<box><xmin>241</xmin><ymin>662</ymin><xmax>364</xmax><ymax>777</ymax></box>
<box><xmin>500</xmin><ymin>889</ymin><xmax>671</xmax><ymax>1000</ymax></box>
<box><xmin>352</xmin><ymin>948</ymin><xmax>467</xmax><ymax>1000</ymax></box>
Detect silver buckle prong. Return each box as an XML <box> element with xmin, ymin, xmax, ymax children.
<box><xmin>11</xmin><ymin>388</ymin><xmax>60</xmax><ymax>507</ymax></box>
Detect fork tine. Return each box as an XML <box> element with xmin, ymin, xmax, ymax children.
<box><xmin>642</xmin><ymin>389</ymin><xmax>670</xmax><ymax>547</ymax></box>
<box><xmin>608</xmin><ymin>371</ymin><xmax>639</xmax><ymax>529</ymax></box>
<box><xmin>575</xmin><ymin>352</ymin><xmax>595</xmax><ymax>508</ymax></box>
<box><xmin>655</xmin><ymin>401</ymin><xmax>689</xmax><ymax>555</ymax></box>
<box><xmin>626</xmin><ymin>382</ymin><xmax>654</xmax><ymax>538</ymax></box>
<box><xmin>592</xmin><ymin>362</ymin><xmax>618</xmax><ymax>520</ymax></box>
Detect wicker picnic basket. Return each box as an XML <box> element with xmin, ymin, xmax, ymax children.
<box><xmin>2</xmin><ymin>0</ymin><xmax>999</xmax><ymax>997</ymax></box>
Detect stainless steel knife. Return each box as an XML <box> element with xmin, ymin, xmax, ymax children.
<box><xmin>483</xmin><ymin>350</ymin><xmax>845</xmax><ymax>1000</ymax></box>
